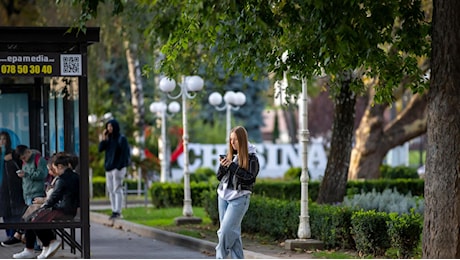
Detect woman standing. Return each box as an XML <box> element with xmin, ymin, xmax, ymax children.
<box><xmin>215</xmin><ymin>126</ymin><xmax>259</xmax><ymax>259</ymax></box>
<box><xmin>0</xmin><ymin>131</ymin><xmax>26</xmax><ymax>247</ymax></box>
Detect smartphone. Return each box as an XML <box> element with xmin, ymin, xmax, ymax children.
<box><xmin>219</xmin><ymin>154</ymin><xmax>226</xmax><ymax>159</ymax></box>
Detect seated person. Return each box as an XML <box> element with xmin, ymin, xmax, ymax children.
<box><xmin>13</xmin><ymin>153</ymin><xmax>79</xmax><ymax>259</ymax></box>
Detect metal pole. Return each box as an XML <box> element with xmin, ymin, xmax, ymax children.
<box><xmin>181</xmin><ymin>77</ymin><xmax>193</xmax><ymax>217</ymax></box>
<box><xmin>298</xmin><ymin>77</ymin><xmax>311</xmax><ymax>239</ymax></box>
<box><xmin>160</xmin><ymin>107</ymin><xmax>168</xmax><ymax>182</ymax></box>
<box><xmin>226</xmin><ymin>104</ymin><xmax>231</xmax><ymax>145</ymax></box>
<box><xmin>137</xmin><ymin>167</ymin><xmax>142</xmax><ymax>196</ymax></box>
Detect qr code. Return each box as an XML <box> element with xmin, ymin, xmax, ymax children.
<box><xmin>60</xmin><ymin>54</ymin><xmax>82</xmax><ymax>76</ymax></box>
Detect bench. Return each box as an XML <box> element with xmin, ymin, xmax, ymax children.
<box><xmin>54</xmin><ymin>226</ymin><xmax>81</xmax><ymax>254</ymax></box>
<box><xmin>52</xmin><ymin>209</ymin><xmax>81</xmax><ymax>255</ymax></box>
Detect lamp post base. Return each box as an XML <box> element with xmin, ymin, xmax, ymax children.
<box><xmin>284</xmin><ymin>238</ymin><xmax>324</xmax><ymax>251</ymax></box>
<box><xmin>174</xmin><ymin>216</ymin><xmax>203</xmax><ymax>226</ymax></box>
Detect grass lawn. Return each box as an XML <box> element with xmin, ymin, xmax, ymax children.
<box><xmin>94</xmin><ymin>206</ymin><xmax>219</xmax><ymax>241</ymax></box>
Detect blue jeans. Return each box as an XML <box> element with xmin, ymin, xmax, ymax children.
<box><xmin>3</xmin><ymin>215</ymin><xmax>22</xmax><ymax>238</ymax></box>
<box><xmin>216</xmin><ymin>194</ymin><xmax>250</xmax><ymax>259</ymax></box>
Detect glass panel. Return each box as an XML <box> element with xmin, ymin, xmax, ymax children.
<box><xmin>0</xmin><ymin>77</ymin><xmax>81</xmax><ymax>228</ymax></box>
<box><xmin>0</xmin><ymin>93</ymin><xmax>30</xmax><ymax>146</ymax></box>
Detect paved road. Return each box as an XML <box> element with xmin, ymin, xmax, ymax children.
<box><xmin>0</xmin><ymin>221</ymin><xmax>214</xmax><ymax>259</ymax></box>
<box><xmin>88</xmin><ymin>221</ymin><xmax>215</xmax><ymax>259</ymax></box>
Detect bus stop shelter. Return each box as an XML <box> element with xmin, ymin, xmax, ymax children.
<box><xmin>0</xmin><ymin>26</ymin><xmax>100</xmax><ymax>258</ymax></box>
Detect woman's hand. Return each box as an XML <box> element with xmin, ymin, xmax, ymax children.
<box><xmin>33</xmin><ymin>197</ymin><xmax>45</xmax><ymax>204</ymax></box>
<box><xmin>219</xmin><ymin>157</ymin><xmax>232</xmax><ymax>167</ymax></box>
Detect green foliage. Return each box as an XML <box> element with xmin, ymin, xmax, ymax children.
<box><xmin>92</xmin><ymin>176</ymin><xmax>107</xmax><ymax>197</ymax></box>
<box><xmin>351</xmin><ymin>210</ymin><xmax>391</xmax><ymax>257</ymax></box>
<box><xmin>283</xmin><ymin>167</ymin><xmax>312</xmax><ymax>181</ymax></box>
<box><xmin>91</xmin><ymin>177</ymin><xmax>145</xmax><ymax>198</ymax></box>
<box><xmin>198</xmin><ymin>70</ymin><xmax>269</xmax><ymax>143</ymax></box>
<box><xmin>387</xmin><ymin>212</ymin><xmax>423</xmax><ymax>259</ymax></box>
<box><xmin>380</xmin><ymin>165</ymin><xmax>419</xmax><ymax>179</ymax></box>
<box><xmin>149</xmin><ymin>182</ymin><xmax>214</xmax><ymax>208</ymax></box>
<box><xmin>201</xmin><ymin>189</ymin><xmax>219</xmax><ymax>225</ymax></box>
<box><xmin>310</xmin><ymin>204</ymin><xmax>355</xmax><ymax>250</ymax></box>
<box><xmin>346</xmin><ymin>178</ymin><xmax>425</xmax><ymax>197</ymax></box>
<box><xmin>187</xmin><ymin>167</ymin><xmax>217</xmax><ymax>184</ymax></box>
<box><xmin>96</xmin><ymin>206</ymin><xmax>211</xmax><ymax>227</ymax></box>
<box><xmin>253</xmin><ymin>180</ymin><xmax>320</xmax><ymax>202</ymax></box>
<box><xmin>283</xmin><ymin>167</ymin><xmax>301</xmax><ymax>181</ymax></box>
<box><xmin>343</xmin><ymin>188</ymin><xmax>424</xmax><ymax>214</ymax></box>
<box><xmin>142</xmin><ymin>180</ymin><xmax>423</xmax><ymax>255</ymax></box>
<box><xmin>136</xmin><ymin>0</ymin><xmax>430</xmax><ymax>105</ymax></box>
<box><xmin>244</xmin><ymin>196</ymin><xmax>299</xmax><ymax>240</ymax></box>
<box><xmin>91</xmin><ymin>174</ymin><xmax>424</xmax><ymax>207</ymax></box>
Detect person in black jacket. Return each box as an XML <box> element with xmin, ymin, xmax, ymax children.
<box><xmin>0</xmin><ymin>131</ymin><xmax>26</xmax><ymax>247</ymax></box>
<box><xmin>215</xmin><ymin>126</ymin><xmax>259</xmax><ymax>259</ymax></box>
<box><xmin>98</xmin><ymin>118</ymin><xmax>131</xmax><ymax>220</ymax></box>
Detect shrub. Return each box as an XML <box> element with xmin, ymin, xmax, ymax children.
<box><xmin>244</xmin><ymin>196</ymin><xmax>299</xmax><ymax>240</ymax></box>
<box><xmin>149</xmin><ymin>182</ymin><xmax>214</xmax><ymax>208</ymax></box>
<box><xmin>351</xmin><ymin>210</ymin><xmax>391</xmax><ymax>257</ymax></box>
<box><xmin>387</xmin><ymin>212</ymin><xmax>423</xmax><ymax>259</ymax></box>
<box><xmin>185</xmin><ymin>167</ymin><xmax>218</xmax><ymax>183</ymax></box>
<box><xmin>342</xmin><ymin>188</ymin><xmax>424</xmax><ymax>214</ymax></box>
<box><xmin>380</xmin><ymin>165</ymin><xmax>419</xmax><ymax>179</ymax></box>
<box><xmin>284</xmin><ymin>167</ymin><xmax>301</xmax><ymax>180</ymax></box>
<box><xmin>92</xmin><ymin>176</ymin><xmax>106</xmax><ymax>197</ymax></box>
<box><xmin>201</xmin><ymin>189</ymin><xmax>219</xmax><ymax>225</ymax></box>
<box><xmin>310</xmin><ymin>204</ymin><xmax>355</xmax><ymax>250</ymax></box>
<box><xmin>253</xmin><ymin>180</ymin><xmax>321</xmax><ymax>201</ymax></box>
<box><xmin>283</xmin><ymin>167</ymin><xmax>311</xmax><ymax>181</ymax></box>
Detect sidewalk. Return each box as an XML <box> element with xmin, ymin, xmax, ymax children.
<box><xmin>0</xmin><ymin>202</ymin><xmax>313</xmax><ymax>259</ymax></box>
<box><xmin>90</xmin><ymin>201</ymin><xmax>313</xmax><ymax>259</ymax></box>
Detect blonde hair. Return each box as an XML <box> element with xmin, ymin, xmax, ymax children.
<box><xmin>227</xmin><ymin>126</ymin><xmax>249</xmax><ymax>170</ymax></box>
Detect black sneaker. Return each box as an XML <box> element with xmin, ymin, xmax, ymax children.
<box><xmin>109</xmin><ymin>212</ymin><xmax>121</xmax><ymax>220</ymax></box>
<box><xmin>1</xmin><ymin>236</ymin><xmax>22</xmax><ymax>247</ymax></box>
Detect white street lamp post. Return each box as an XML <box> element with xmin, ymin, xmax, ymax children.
<box><xmin>149</xmin><ymin>101</ymin><xmax>180</xmax><ymax>183</ymax></box>
<box><xmin>298</xmin><ymin>77</ymin><xmax>311</xmax><ymax>239</ymax></box>
<box><xmin>159</xmin><ymin>76</ymin><xmax>204</xmax><ymax>220</ymax></box>
<box><xmin>208</xmin><ymin>91</ymin><xmax>246</xmax><ymax>144</ymax></box>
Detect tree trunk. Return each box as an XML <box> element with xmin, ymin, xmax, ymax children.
<box><xmin>348</xmin><ymin>92</ymin><xmax>427</xmax><ymax>179</ymax></box>
<box><xmin>316</xmin><ymin>76</ymin><xmax>356</xmax><ymax>204</ymax></box>
<box><xmin>124</xmin><ymin>38</ymin><xmax>145</xmax><ymax>157</ymax></box>
<box><xmin>423</xmin><ymin>0</ymin><xmax>460</xmax><ymax>257</ymax></box>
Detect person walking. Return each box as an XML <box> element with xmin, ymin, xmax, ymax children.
<box><xmin>215</xmin><ymin>126</ymin><xmax>260</xmax><ymax>259</ymax></box>
<box><xmin>98</xmin><ymin>118</ymin><xmax>131</xmax><ymax>220</ymax></box>
<box><xmin>0</xmin><ymin>131</ymin><xmax>26</xmax><ymax>247</ymax></box>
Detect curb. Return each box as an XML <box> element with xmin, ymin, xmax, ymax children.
<box><xmin>89</xmin><ymin>212</ymin><xmax>276</xmax><ymax>259</ymax></box>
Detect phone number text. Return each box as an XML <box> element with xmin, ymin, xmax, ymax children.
<box><xmin>0</xmin><ymin>64</ymin><xmax>53</xmax><ymax>75</ymax></box>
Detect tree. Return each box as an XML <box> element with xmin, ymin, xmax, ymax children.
<box><xmin>137</xmin><ymin>0</ymin><xmax>429</xmax><ymax>206</ymax></box>
<box><xmin>316</xmin><ymin>72</ymin><xmax>357</xmax><ymax>203</ymax></box>
<box><xmin>423</xmin><ymin>0</ymin><xmax>460</xmax><ymax>257</ymax></box>
<box><xmin>198</xmin><ymin>65</ymin><xmax>269</xmax><ymax>143</ymax></box>
<box><xmin>0</xmin><ymin>0</ymin><xmax>39</xmax><ymax>26</ymax></box>
<box><xmin>349</xmin><ymin>89</ymin><xmax>428</xmax><ymax>179</ymax></box>
<box><xmin>69</xmin><ymin>0</ymin><xmax>429</xmax><ymax>204</ymax></box>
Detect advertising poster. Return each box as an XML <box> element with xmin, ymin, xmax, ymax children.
<box><xmin>0</xmin><ymin>93</ymin><xmax>29</xmax><ymax>148</ymax></box>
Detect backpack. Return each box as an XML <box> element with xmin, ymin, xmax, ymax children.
<box><xmin>30</xmin><ymin>152</ymin><xmax>52</xmax><ymax>187</ymax></box>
